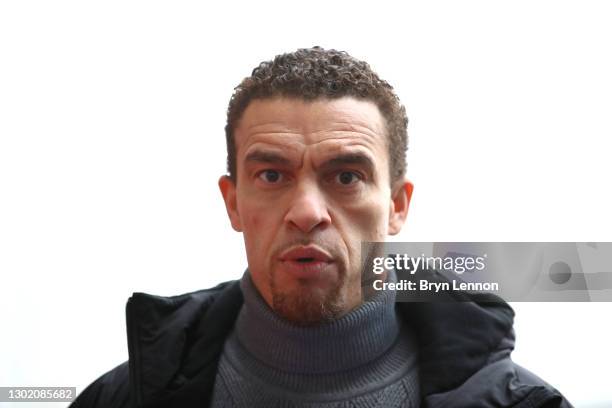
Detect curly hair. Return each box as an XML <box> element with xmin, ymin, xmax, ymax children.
<box><xmin>225</xmin><ymin>46</ymin><xmax>408</xmax><ymax>185</ymax></box>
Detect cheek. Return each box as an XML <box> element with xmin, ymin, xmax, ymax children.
<box><xmin>341</xmin><ymin>197</ymin><xmax>390</xmax><ymax>241</ymax></box>
<box><xmin>331</xmin><ymin>196</ymin><xmax>390</xmax><ymax>274</ymax></box>
<box><xmin>239</xmin><ymin>204</ymin><xmax>263</xmax><ymax>247</ymax></box>
<box><xmin>238</xmin><ymin>200</ymin><xmax>281</xmax><ymax>264</ymax></box>
<box><xmin>244</xmin><ymin>209</ymin><xmax>261</xmax><ymax>231</ymax></box>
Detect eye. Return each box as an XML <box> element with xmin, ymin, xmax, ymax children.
<box><xmin>257</xmin><ymin>169</ymin><xmax>283</xmax><ymax>184</ymax></box>
<box><xmin>335</xmin><ymin>171</ymin><xmax>362</xmax><ymax>185</ymax></box>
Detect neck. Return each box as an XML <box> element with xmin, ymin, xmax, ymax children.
<box><xmin>235</xmin><ymin>271</ymin><xmax>400</xmax><ymax>374</ymax></box>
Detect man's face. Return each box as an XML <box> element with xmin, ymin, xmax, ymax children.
<box><xmin>220</xmin><ymin>97</ymin><xmax>411</xmax><ymax>325</ymax></box>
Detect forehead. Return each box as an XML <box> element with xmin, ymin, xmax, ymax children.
<box><xmin>234</xmin><ymin>97</ymin><xmax>388</xmax><ymax>162</ymax></box>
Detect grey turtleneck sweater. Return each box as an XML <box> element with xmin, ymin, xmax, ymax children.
<box><xmin>210</xmin><ymin>272</ymin><xmax>420</xmax><ymax>407</ymax></box>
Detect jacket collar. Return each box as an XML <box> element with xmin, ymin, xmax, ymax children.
<box><xmin>126</xmin><ymin>279</ymin><xmax>514</xmax><ymax>407</ymax></box>
<box><xmin>126</xmin><ymin>281</ymin><xmax>243</xmax><ymax>407</ymax></box>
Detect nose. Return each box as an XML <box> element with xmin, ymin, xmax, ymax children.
<box><xmin>284</xmin><ymin>181</ymin><xmax>331</xmax><ymax>233</ymax></box>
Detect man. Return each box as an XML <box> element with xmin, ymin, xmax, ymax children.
<box><xmin>72</xmin><ymin>47</ymin><xmax>571</xmax><ymax>407</ymax></box>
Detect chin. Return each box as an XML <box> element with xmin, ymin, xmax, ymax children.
<box><xmin>271</xmin><ymin>283</ymin><xmax>346</xmax><ymax>326</ymax></box>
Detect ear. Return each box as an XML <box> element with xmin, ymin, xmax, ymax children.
<box><xmin>218</xmin><ymin>175</ymin><xmax>243</xmax><ymax>232</ymax></box>
<box><xmin>388</xmin><ymin>180</ymin><xmax>413</xmax><ymax>235</ymax></box>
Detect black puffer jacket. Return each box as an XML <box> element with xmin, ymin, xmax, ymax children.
<box><xmin>71</xmin><ymin>280</ymin><xmax>572</xmax><ymax>407</ymax></box>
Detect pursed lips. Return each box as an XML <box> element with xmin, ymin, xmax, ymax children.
<box><xmin>278</xmin><ymin>245</ymin><xmax>335</xmax><ymax>279</ymax></box>
<box><xmin>279</xmin><ymin>245</ymin><xmax>333</xmax><ymax>263</ymax></box>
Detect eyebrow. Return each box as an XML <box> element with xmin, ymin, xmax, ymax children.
<box><xmin>322</xmin><ymin>153</ymin><xmax>375</xmax><ymax>171</ymax></box>
<box><xmin>244</xmin><ymin>150</ymin><xmax>292</xmax><ymax>166</ymax></box>
<box><xmin>244</xmin><ymin>150</ymin><xmax>376</xmax><ymax>173</ymax></box>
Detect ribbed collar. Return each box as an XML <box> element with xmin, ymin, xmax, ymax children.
<box><xmin>234</xmin><ymin>271</ymin><xmax>400</xmax><ymax>374</ymax></box>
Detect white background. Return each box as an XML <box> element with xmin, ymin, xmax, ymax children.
<box><xmin>1</xmin><ymin>1</ymin><xmax>611</xmax><ymax>407</ymax></box>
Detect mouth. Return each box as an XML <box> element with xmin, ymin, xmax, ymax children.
<box><xmin>278</xmin><ymin>246</ymin><xmax>334</xmax><ymax>279</ymax></box>
<box><xmin>279</xmin><ymin>246</ymin><xmax>333</xmax><ymax>263</ymax></box>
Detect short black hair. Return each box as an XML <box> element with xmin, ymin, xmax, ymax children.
<box><xmin>225</xmin><ymin>46</ymin><xmax>408</xmax><ymax>184</ymax></box>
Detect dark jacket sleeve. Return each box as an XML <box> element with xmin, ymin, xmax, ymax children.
<box><xmin>423</xmin><ymin>357</ymin><xmax>573</xmax><ymax>407</ymax></box>
<box><xmin>513</xmin><ymin>364</ymin><xmax>574</xmax><ymax>408</ymax></box>
<box><xmin>70</xmin><ymin>362</ymin><xmax>131</xmax><ymax>408</ymax></box>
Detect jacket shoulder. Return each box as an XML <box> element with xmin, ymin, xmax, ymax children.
<box><xmin>70</xmin><ymin>362</ymin><xmax>131</xmax><ymax>408</ymax></box>
<box><xmin>513</xmin><ymin>363</ymin><xmax>573</xmax><ymax>408</ymax></box>
<box><xmin>71</xmin><ymin>279</ymin><xmax>241</xmax><ymax>408</ymax></box>
<box><xmin>424</xmin><ymin>355</ymin><xmax>573</xmax><ymax>407</ymax></box>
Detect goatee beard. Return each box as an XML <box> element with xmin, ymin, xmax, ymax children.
<box><xmin>271</xmin><ymin>279</ymin><xmax>345</xmax><ymax>326</ymax></box>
